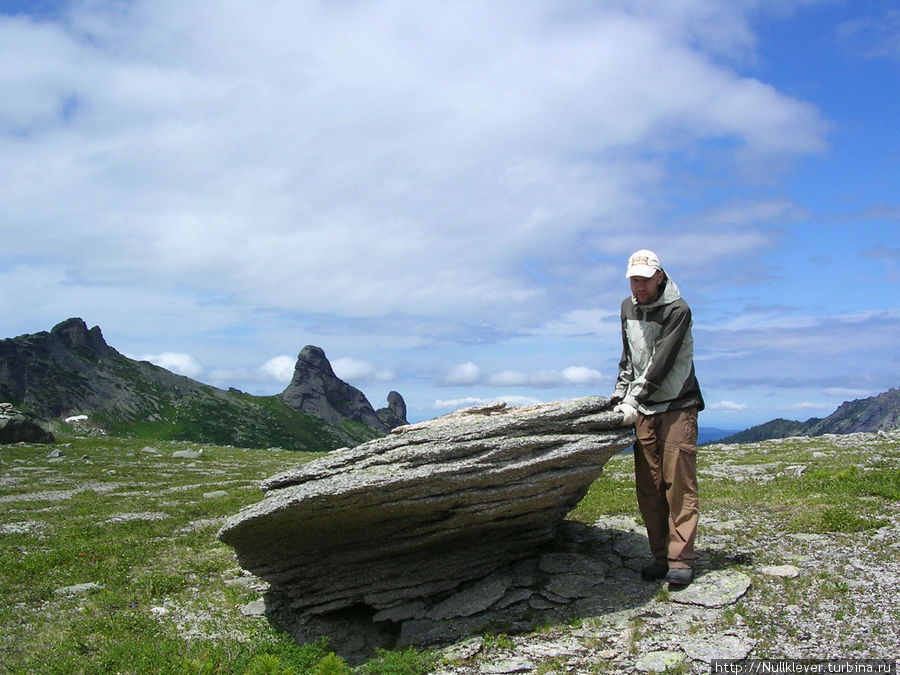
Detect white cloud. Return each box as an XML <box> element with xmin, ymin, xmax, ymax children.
<box><xmin>836</xmin><ymin>8</ymin><xmax>900</xmax><ymax>61</ymax></box>
<box><xmin>432</xmin><ymin>395</ymin><xmax>544</xmax><ymax>411</ymax></box>
<box><xmin>0</xmin><ymin>0</ymin><xmax>827</xmax><ymax>332</ymax></box>
<box><xmin>258</xmin><ymin>355</ymin><xmax>296</xmax><ymax>383</ymax></box>
<box><xmin>782</xmin><ymin>402</ymin><xmax>831</xmax><ymax>411</ymax></box>
<box><xmin>561</xmin><ymin>366</ymin><xmax>604</xmax><ymax>384</ymax></box>
<box><xmin>445</xmin><ymin>362</ymin><xmax>481</xmax><ymax>386</ymax></box>
<box><xmin>488</xmin><ymin>370</ymin><xmax>529</xmax><ymax>387</ymax></box>
<box><xmin>529</xmin><ymin>309</ymin><xmax>620</xmax><ymax>339</ymax></box>
<box><xmin>332</xmin><ymin>357</ymin><xmax>394</xmax><ymax>383</ymax></box>
<box><xmin>2</xmin><ymin>0</ymin><xmax>870</xmax><ymax>433</ymax></box>
<box><xmin>697</xmin><ymin>199</ymin><xmax>808</xmax><ymax>227</ymax></box>
<box><xmin>822</xmin><ymin>388</ymin><xmax>872</xmax><ymax>399</ymax></box>
<box><xmin>708</xmin><ymin>400</ymin><xmax>748</xmax><ymax>412</ymax></box>
<box><xmin>485</xmin><ymin>366</ymin><xmax>604</xmax><ymax>388</ymax></box>
<box><xmin>139</xmin><ymin>352</ymin><xmax>203</xmax><ymax>378</ymax></box>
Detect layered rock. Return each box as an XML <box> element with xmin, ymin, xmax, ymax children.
<box><xmin>0</xmin><ymin>403</ymin><xmax>55</xmax><ymax>444</ymax></box>
<box><xmin>217</xmin><ymin>396</ymin><xmax>633</xmax><ymax>656</ymax></box>
<box><xmin>281</xmin><ymin>346</ymin><xmax>407</xmax><ymax>433</ymax></box>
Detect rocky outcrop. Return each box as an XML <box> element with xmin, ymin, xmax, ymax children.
<box><xmin>217</xmin><ymin>396</ymin><xmax>633</xmax><ymax>660</ymax></box>
<box><xmin>0</xmin><ymin>403</ymin><xmax>55</xmax><ymax>444</ymax></box>
<box><xmin>375</xmin><ymin>390</ymin><xmax>407</xmax><ymax>429</ymax></box>
<box><xmin>0</xmin><ymin>320</ymin><xmax>404</xmax><ymax>450</ymax></box>
<box><xmin>281</xmin><ymin>346</ymin><xmax>407</xmax><ymax>433</ymax></box>
<box><xmin>0</xmin><ymin>318</ymin><xmax>118</xmax><ymax>417</ymax></box>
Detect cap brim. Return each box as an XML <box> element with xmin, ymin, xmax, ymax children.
<box><xmin>625</xmin><ymin>265</ymin><xmax>658</xmax><ymax>278</ymax></box>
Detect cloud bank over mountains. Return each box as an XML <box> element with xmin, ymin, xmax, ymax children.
<box><xmin>1</xmin><ymin>0</ymin><xmax>897</xmax><ymax>426</ymax></box>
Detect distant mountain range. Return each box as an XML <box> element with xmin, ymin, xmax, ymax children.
<box><xmin>715</xmin><ymin>388</ymin><xmax>900</xmax><ymax>444</ymax></box>
<box><xmin>5</xmin><ymin>318</ymin><xmax>896</xmax><ymax>452</ymax></box>
<box><xmin>0</xmin><ymin>318</ymin><xmax>407</xmax><ymax>451</ymax></box>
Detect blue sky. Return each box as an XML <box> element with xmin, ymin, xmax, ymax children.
<box><xmin>1</xmin><ymin>0</ymin><xmax>898</xmax><ymax>430</ymax></box>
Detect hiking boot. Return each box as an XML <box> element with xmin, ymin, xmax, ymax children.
<box><xmin>640</xmin><ymin>562</ymin><xmax>668</xmax><ymax>581</ymax></box>
<box><xmin>665</xmin><ymin>567</ymin><xmax>694</xmax><ymax>587</ymax></box>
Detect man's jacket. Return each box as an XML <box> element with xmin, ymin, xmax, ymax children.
<box><xmin>613</xmin><ymin>277</ymin><xmax>704</xmax><ymax>415</ymax></box>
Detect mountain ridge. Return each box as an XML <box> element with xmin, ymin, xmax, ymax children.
<box><xmin>717</xmin><ymin>387</ymin><xmax>900</xmax><ymax>444</ymax></box>
<box><xmin>0</xmin><ymin>318</ymin><xmax>406</xmax><ymax>450</ymax></box>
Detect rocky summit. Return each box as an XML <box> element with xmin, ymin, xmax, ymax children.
<box><xmin>281</xmin><ymin>345</ymin><xmax>407</xmax><ymax>434</ymax></box>
<box><xmin>217</xmin><ymin>396</ymin><xmax>633</xmax><ymax>661</ymax></box>
<box><xmin>0</xmin><ymin>318</ymin><xmax>404</xmax><ymax>450</ymax></box>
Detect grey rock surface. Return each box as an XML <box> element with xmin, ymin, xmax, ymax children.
<box><xmin>635</xmin><ymin>650</ymin><xmax>685</xmax><ymax>673</ymax></box>
<box><xmin>376</xmin><ymin>390</ymin><xmax>408</xmax><ymax>429</ymax></box>
<box><xmin>682</xmin><ymin>634</ymin><xmax>756</xmax><ymax>662</ymax></box>
<box><xmin>54</xmin><ymin>582</ymin><xmax>104</xmax><ymax>595</ymax></box>
<box><xmin>760</xmin><ymin>564</ymin><xmax>800</xmax><ymax>578</ymax></box>
<box><xmin>218</xmin><ymin>396</ymin><xmax>633</xmax><ymax>660</ymax></box>
<box><xmin>171</xmin><ymin>449</ymin><xmax>203</xmax><ymax>459</ymax></box>
<box><xmin>281</xmin><ymin>345</ymin><xmax>404</xmax><ymax>432</ymax></box>
<box><xmin>0</xmin><ymin>404</ymin><xmax>55</xmax><ymax>444</ymax></box>
<box><xmin>669</xmin><ymin>570</ymin><xmax>752</xmax><ymax>607</ymax></box>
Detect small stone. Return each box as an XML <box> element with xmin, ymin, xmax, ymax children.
<box><xmin>442</xmin><ymin>636</ymin><xmax>484</xmax><ymax>661</ymax></box>
<box><xmin>479</xmin><ymin>658</ymin><xmax>534</xmax><ymax>674</ymax></box>
<box><xmin>760</xmin><ymin>564</ymin><xmax>800</xmax><ymax>578</ymax></box>
<box><xmin>202</xmin><ymin>490</ymin><xmax>228</xmax><ymax>499</ymax></box>
<box><xmin>172</xmin><ymin>449</ymin><xmax>203</xmax><ymax>459</ymax></box>
<box><xmin>1</xmin><ymin>521</ymin><xmax>41</xmax><ymax>535</ymax></box>
<box><xmin>612</xmin><ymin>532</ymin><xmax>653</xmax><ymax>561</ymax></box>
<box><xmin>706</xmin><ymin>520</ymin><xmax>740</xmax><ymax>531</ymax></box>
<box><xmin>240</xmin><ymin>600</ymin><xmax>266</xmax><ymax>616</ymax></box>
<box><xmin>542</xmin><ymin>573</ymin><xmax>599</xmax><ymax>600</ymax></box>
<box><xmin>783</xmin><ymin>464</ymin><xmax>806</xmax><ymax>477</ymax></box>
<box><xmin>670</xmin><ymin>570</ymin><xmax>751</xmax><ymax>607</ymax></box>
<box><xmin>225</xmin><ymin>575</ymin><xmax>267</xmax><ymax>591</ymax></box>
<box><xmin>682</xmin><ymin>634</ymin><xmax>755</xmax><ymax>662</ymax></box>
<box><xmin>54</xmin><ymin>582</ymin><xmax>103</xmax><ymax>595</ymax></box>
<box><xmin>635</xmin><ymin>650</ymin><xmax>684</xmax><ymax>673</ymax></box>
<box><xmin>593</xmin><ymin>514</ymin><xmax>643</xmax><ymax>533</ymax></box>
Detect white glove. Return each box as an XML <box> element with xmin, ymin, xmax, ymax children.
<box><xmin>613</xmin><ymin>402</ymin><xmax>638</xmax><ymax>425</ymax></box>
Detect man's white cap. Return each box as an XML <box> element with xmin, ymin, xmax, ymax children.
<box><xmin>625</xmin><ymin>249</ymin><xmax>662</xmax><ymax>278</ymax></box>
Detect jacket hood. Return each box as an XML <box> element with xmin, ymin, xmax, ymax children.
<box><xmin>632</xmin><ymin>277</ymin><xmax>681</xmax><ymax>309</ymax></box>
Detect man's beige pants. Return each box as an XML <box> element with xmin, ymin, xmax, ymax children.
<box><xmin>633</xmin><ymin>406</ymin><xmax>699</xmax><ymax>570</ymax></box>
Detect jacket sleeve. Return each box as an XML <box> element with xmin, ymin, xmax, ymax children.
<box><xmin>613</xmin><ymin>311</ymin><xmax>633</xmax><ymax>401</ymax></box>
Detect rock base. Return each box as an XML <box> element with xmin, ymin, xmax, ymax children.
<box><xmin>259</xmin><ymin>520</ymin><xmax>662</xmax><ymax>664</ymax></box>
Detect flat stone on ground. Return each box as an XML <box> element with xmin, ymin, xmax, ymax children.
<box><xmin>670</xmin><ymin>570</ymin><xmax>752</xmax><ymax>607</ymax></box>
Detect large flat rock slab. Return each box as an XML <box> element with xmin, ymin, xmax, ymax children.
<box><xmin>217</xmin><ymin>396</ymin><xmax>632</xmax><ymax>650</ymax></box>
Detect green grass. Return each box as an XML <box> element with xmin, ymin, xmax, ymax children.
<box><xmin>2</xmin><ymin>430</ymin><xmax>898</xmax><ymax>673</ymax></box>
<box><xmin>0</xmin><ymin>435</ymin><xmax>435</xmax><ymax>674</ymax></box>
<box><xmin>94</xmin><ymin>391</ymin><xmax>355</xmax><ymax>452</ymax></box>
<box><xmin>570</xmin><ymin>463</ymin><xmax>640</xmax><ymax>522</ymax></box>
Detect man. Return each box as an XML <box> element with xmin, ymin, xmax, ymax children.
<box><xmin>610</xmin><ymin>249</ymin><xmax>704</xmax><ymax>587</ymax></box>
